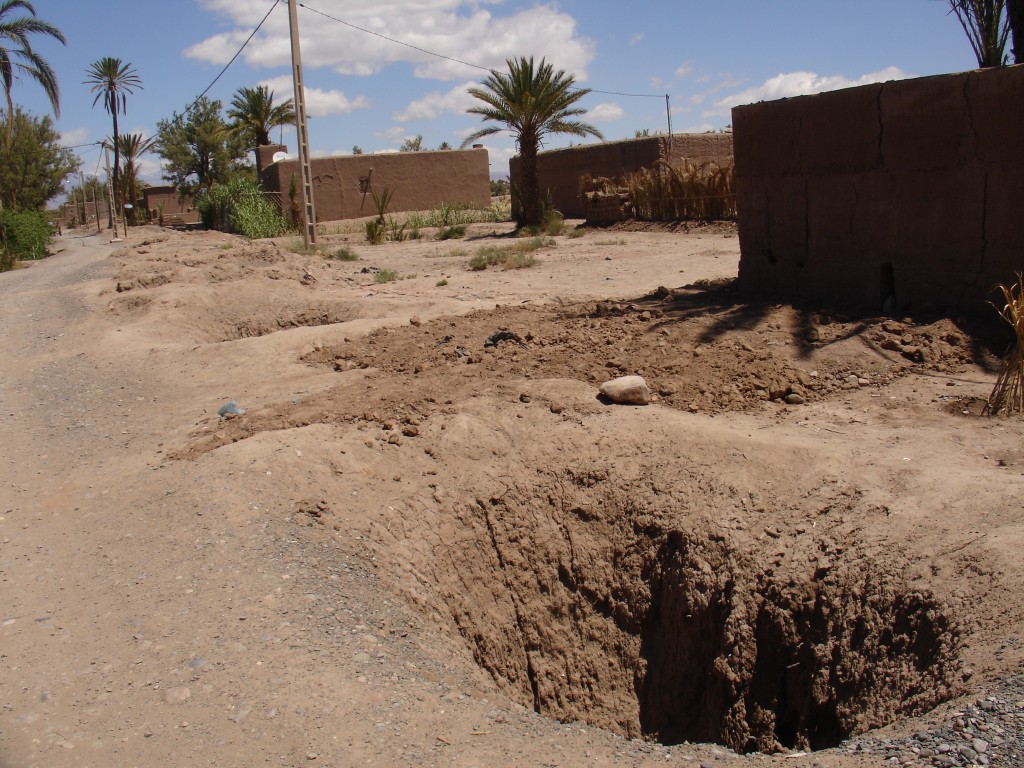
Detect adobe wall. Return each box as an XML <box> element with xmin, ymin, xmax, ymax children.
<box><xmin>142</xmin><ymin>186</ymin><xmax>200</xmax><ymax>224</ymax></box>
<box><xmin>262</xmin><ymin>148</ymin><xmax>491</xmax><ymax>222</ymax></box>
<box><xmin>509</xmin><ymin>134</ymin><xmax>735</xmax><ymax>219</ymax></box>
<box><xmin>733</xmin><ymin>64</ymin><xmax>1024</xmax><ymax>313</ymax></box>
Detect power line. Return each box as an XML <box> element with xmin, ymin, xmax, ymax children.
<box><xmin>297</xmin><ymin>2</ymin><xmax>664</xmax><ymax>99</ymax></box>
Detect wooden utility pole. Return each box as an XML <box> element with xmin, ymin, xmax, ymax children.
<box><xmin>103</xmin><ymin>144</ymin><xmax>123</xmax><ymax>241</ymax></box>
<box><xmin>288</xmin><ymin>0</ymin><xmax>317</xmax><ymax>247</ymax></box>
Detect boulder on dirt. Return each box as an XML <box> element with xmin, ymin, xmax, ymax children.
<box><xmin>599</xmin><ymin>375</ymin><xmax>651</xmax><ymax>405</ymax></box>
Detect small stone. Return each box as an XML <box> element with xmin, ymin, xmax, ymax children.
<box><xmin>409</xmin><ymin>316</ymin><xmax>421</xmax><ymax>326</ymax></box>
<box><xmin>958</xmin><ymin>745</ymin><xmax>978</xmax><ymax>761</ymax></box>
<box><xmin>353</xmin><ymin>652</ymin><xmax>371</xmax><ymax>663</ymax></box>
<box><xmin>401</xmin><ymin>425</ymin><xmax>419</xmax><ymax>437</ymax></box>
<box><xmin>519</xmin><ymin>393</ymin><xmax>532</xmax><ymax>403</ymax></box>
<box><xmin>549</xmin><ymin>401</ymin><xmax>564</xmax><ymax>414</ymax></box>
<box><xmin>784</xmin><ymin>393</ymin><xmax>805</xmax><ymax>405</ymax></box>
<box><xmin>972</xmin><ymin>738</ymin><xmax>988</xmax><ymax>754</ymax></box>
<box><xmin>937</xmin><ymin>743</ymin><xmax>951</xmax><ymax>753</ymax></box>
<box><xmin>387</xmin><ymin>433</ymin><xmax>403</xmax><ymax>446</ymax></box>
<box><xmin>164</xmin><ymin>687</ymin><xmax>191</xmax><ymax>704</ymax></box>
<box><xmin>599</xmin><ymin>375</ymin><xmax>651</xmax><ymax>405</ymax></box>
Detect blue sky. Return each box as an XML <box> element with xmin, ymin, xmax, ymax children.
<box><xmin>14</xmin><ymin>1</ymin><xmax>982</xmax><ymax>188</ymax></box>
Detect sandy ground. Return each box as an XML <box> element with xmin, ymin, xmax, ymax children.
<box><xmin>1</xmin><ymin>221</ymin><xmax>1021</xmax><ymax>768</ymax></box>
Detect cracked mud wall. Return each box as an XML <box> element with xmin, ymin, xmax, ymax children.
<box><xmin>733</xmin><ymin>64</ymin><xmax>1024</xmax><ymax>313</ymax></box>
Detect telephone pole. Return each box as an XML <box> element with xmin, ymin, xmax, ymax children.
<box><xmin>288</xmin><ymin>0</ymin><xmax>318</xmax><ymax>248</ymax></box>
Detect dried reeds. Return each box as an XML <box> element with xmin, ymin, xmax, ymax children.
<box><xmin>623</xmin><ymin>159</ymin><xmax>737</xmax><ymax>221</ymax></box>
<box><xmin>983</xmin><ymin>272</ymin><xmax>1024</xmax><ymax>416</ymax></box>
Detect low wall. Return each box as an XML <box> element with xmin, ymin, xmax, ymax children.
<box><xmin>733</xmin><ymin>64</ymin><xmax>1024</xmax><ymax>313</ymax></box>
<box><xmin>261</xmin><ymin>148</ymin><xmax>491</xmax><ymax>222</ymax></box>
<box><xmin>510</xmin><ymin>134</ymin><xmax>734</xmax><ymax>219</ymax></box>
<box><xmin>142</xmin><ymin>186</ymin><xmax>200</xmax><ymax>224</ymax></box>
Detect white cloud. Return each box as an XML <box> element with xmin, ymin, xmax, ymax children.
<box><xmin>188</xmin><ymin>1</ymin><xmax>594</xmax><ymax>82</ymax></box>
<box><xmin>393</xmin><ymin>81</ymin><xmax>476</xmax><ymax>122</ymax></box>
<box><xmin>629</xmin><ymin>33</ymin><xmax>644</xmax><ymax>46</ymax></box>
<box><xmin>675</xmin><ymin>63</ymin><xmax>694</xmax><ymax>79</ymax></box>
<box><xmin>260</xmin><ymin>76</ymin><xmax>370</xmax><ymax>117</ymax></box>
<box><xmin>706</xmin><ymin>66</ymin><xmax>908</xmax><ymax>117</ymax></box>
<box><xmin>60</xmin><ymin>128</ymin><xmax>89</xmax><ymax>146</ymax></box>
<box><xmin>589</xmin><ymin>102</ymin><xmax>623</xmax><ymax>122</ymax></box>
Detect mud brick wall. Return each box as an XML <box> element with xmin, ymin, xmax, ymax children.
<box><xmin>262</xmin><ymin>147</ymin><xmax>491</xmax><ymax>223</ymax></box>
<box><xmin>141</xmin><ymin>186</ymin><xmax>199</xmax><ymax>223</ymax></box>
<box><xmin>733</xmin><ymin>64</ymin><xmax>1024</xmax><ymax>313</ymax></box>
<box><xmin>510</xmin><ymin>134</ymin><xmax>734</xmax><ymax>219</ymax></box>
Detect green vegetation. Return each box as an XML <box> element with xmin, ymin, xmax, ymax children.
<box><xmin>196</xmin><ymin>178</ymin><xmax>290</xmax><ymax>239</ymax></box>
<box><xmin>0</xmin><ymin>0</ymin><xmax>66</xmax><ymax>147</ymax></box>
<box><xmin>399</xmin><ymin>134</ymin><xmax>423</xmax><ymax>152</ymax></box>
<box><xmin>436</xmin><ymin>225</ymin><xmax>466</xmax><ymax>240</ymax></box>
<box><xmin>373</xmin><ymin>269</ymin><xmax>398</xmax><ymax>283</ymax></box>
<box><xmin>326</xmin><ymin>245</ymin><xmax>358</xmax><ymax>261</ymax></box>
<box><xmin>85</xmin><ymin>57</ymin><xmax>142</xmax><ymax>211</ymax></box>
<box><xmin>1</xmin><ymin>209</ymin><xmax>51</xmax><ymax>271</ymax></box>
<box><xmin>462</xmin><ymin>56</ymin><xmax>602</xmax><ymax>228</ymax></box>
<box><xmin>616</xmin><ymin>160</ymin><xmax>737</xmax><ymax>221</ymax></box>
<box><xmin>467</xmin><ymin>237</ymin><xmax>552</xmax><ymax>271</ymax></box>
<box><xmin>0</xmin><ymin>107</ymin><xmax>78</xmax><ymax>210</ymax></box>
<box><xmin>226</xmin><ymin>85</ymin><xmax>294</xmax><ymax>148</ymax></box>
<box><xmin>436</xmin><ymin>278</ymin><xmax>449</xmax><ymax>286</ymax></box>
<box><xmin>404</xmin><ymin>200</ymin><xmax>511</xmax><ymax>229</ymax></box>
<box><xmin>155</xmin><ymin>96</ymin><xmax>249</xmax><ymax>197</ymax></box>
<box><xmin>115</xmin><ymin>132</ymin><xmax>156</xmax><ymax>223</ymax></box>
<box><xmin>489</xmin><ymin>178</ymin><xmax>510</xmax><ymax>196</ymax></box>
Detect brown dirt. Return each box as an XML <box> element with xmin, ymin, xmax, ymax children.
<box><xmin>1</xmin><ymin>221</ymin><xmax>1021</xmax><ymax>767</ymax></box>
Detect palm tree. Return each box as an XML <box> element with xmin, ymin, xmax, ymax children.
<box><xmin>1008</xmin><ymin>0</ymin><xmax>1024</xmax><ymax>62</ymax></box>
<box><xmin>0</xmin><ymin>0</ymin><xmax>66</xmax><ymax>148</ymax></box>
<box><xmin>226</xmin><ymin>84</ymin><xmax>295</xmax><ymax>147</ymax></box>
<box><xmin>84</xmin><ymin>57</ymin><xmax>142</xmax><ymax>213</ymax></box>
<box><xmin>114</xmin><ymin>132</ymin><xmax>156</xmax><ymax>219</ymax></box>
<box><xmin>949</xmin><ymin>0</ymin><xmax>1010</xmax><ymax>67</ymax></box>
<box><xmin>461</xmin><ymin>56</ymin><xmax>603</xmax><ymax>228</ymax></box>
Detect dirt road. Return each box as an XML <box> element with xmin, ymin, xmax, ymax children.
<box><xmin>1</xmin><ymin>224</ymin><xmax>1021</xmax><ymax>768</ymax></box>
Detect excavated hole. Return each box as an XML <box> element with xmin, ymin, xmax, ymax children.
<box><xmin>428</xmin><ymin>484</ymin><xmax>961</xmax><ymax>754</ymax></box>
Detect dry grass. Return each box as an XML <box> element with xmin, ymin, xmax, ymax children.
<box><xmin>468</xmin><ymin>237</ymin><xmax>552</xmax><ymax>271</ymax></box>
<box><xmin>984</xmin><ymin>273</ymin><xmax>1024</xmax><ymax>416</ymax></box>
<box><xmin>622</xmin><ymin>160</ymin><xmax>736</xmax><ymax>221</ymax></box>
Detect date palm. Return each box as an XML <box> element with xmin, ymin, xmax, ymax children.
<box><xmin>85</xmin><ymin>57</ymin><xmax>142</xmax><ymax>212</ymax></box>
<box><xmin>226</xmin><ymin>84</ymin><xmax>295</xmax><ymax>147</ymax></box>
<box><xmin>0</xmin><ymin>0</ymin><xmax>66</xmax><ymax>148</ymax></box>
<box><xmin>949</xmin><ymin>0</ymin><xmax>1010</xmax><ymax>67</ymax></box>
<box><xmin>114</xmin><ymin>132</ymin><xmax>156</xmax><ymax>215</ymax></box>
<box><xmin>461</xmin><ymin>56</ymin><xmax>602</xmax><ymax>228</ymax></box>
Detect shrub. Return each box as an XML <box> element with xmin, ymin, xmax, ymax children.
<box><xmin>436</xmin><ymin>278</ymin><xmax>449</xmax><ymax>286</ymax></box>
<box><xmin>622</xmin><ymin>160</ymin><xmax>737</xmax><ymax>220</ymax></box>
<box><xmin>468</xmin><ymin>236</ymin><xmax>550</xmax><ymax>270</ymax></box>
<box><xmin>1</xmin><ymin>209</ymin><xmax>51</xmax><ymax>270</ymax></box>
<box><xmin>365</xmin><ymin>219</ymin><xmax>385</xmax><ymax>244</ymax></box>
<box><xmin>984</xmin><ymin>273</ymin><xmax>1024</xmax><ymax>416</ymax></box>
<box><xmin>327</xmin><ymin>246</ymin><xmax>358</xmax><ymax>261</ymax></box>
<box><xmin>197</xmin><ymin>178</ymin><xmax>291</xmax><ymax>239</ymax></box>
<box><xmin>374</xmin><ymin>268</ymin><xmax>398</xmax><ymax>283</ymax></box>
<box><xmin>437</xmin><ymin>225</ymin><xmax>466</xmax><ymax>240</ymax></box>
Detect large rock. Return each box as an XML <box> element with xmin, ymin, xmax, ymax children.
<box><xmin>599</xmin><ymin>375</ymin><xmax>651</xmax><ymax>405</ymax></box>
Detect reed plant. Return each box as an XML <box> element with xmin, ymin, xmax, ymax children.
<box><xmin>984</xmin><ymin>273</ymin><xmax>1024</xmax><ymax>416</ymax></box>
<box><xmin>622</xmin><ymin>160</ymin><xmax>736</xmax><ymax>221</ymax></box>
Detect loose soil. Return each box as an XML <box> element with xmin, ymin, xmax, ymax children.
<box><xmin>1</xmin><ymin>221</ymin><xmax>1021</xmax><ymax>767</ymax></box>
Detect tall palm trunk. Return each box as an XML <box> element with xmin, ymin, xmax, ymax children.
<box><xmin>111</xmin><ymin>109</ymin><xmax>120</xmax><ymax>213</ymax></box>
<box><xmin>518</xmin><ymin>132</ymin><xmax>540</xmax><ymax>228</ymax></box>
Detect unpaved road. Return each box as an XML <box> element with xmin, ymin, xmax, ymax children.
<box><xmin>1</xmin><ymin>224</ymin><xmax>1022</xmax><ymax>768</ymax></box>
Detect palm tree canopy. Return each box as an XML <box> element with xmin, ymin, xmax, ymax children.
<box><xmin>226</xmin><ymin>85</ymin><xmax>295</xmax><ymax>147</ymax></box>
<box><xmin>84</xmin><ymin>57</ymin><xmax>142</xmax><ymax>116</ymax></box>
<box><xmin>0</xmin><ymin>0</ymin><xmax>66</xmax><ymax>118</ymax></box>
<box><xmin>460</xmin><ymin>56</ymin><xmax>603</xmax><ymax>150</ymax></box>
<box><xmin>114</xmin><ymin>131</ymin><xmax>156</xmax><ymax>160</ymax></box>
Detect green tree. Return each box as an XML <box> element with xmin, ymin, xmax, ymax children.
<box><xmin>437</xmin><ymin>141</ymin><xmax>452</xmax><ymax>150</ymax></box>
<box><xmin>155</xmin><ymin>97</ymin><xmax>248</xmax><ymax>197</ymax></box>
<box><xmin>351</xmin><ymin>145</ymin><xmax>363</xmax><ymax>155</ymax></box>
<box><xmin>461</xmin><ymin>56</ymin><xmax>603</xmax><ymax>227</ymax></box>
<box><xmin>949</xmin><ymin>0</ymin><xmax>1010</xmax><ymax>66</ymax></box>
<box><xmin>0</xmin><ymin>106</ymin><xmax>78</xmax><ymax>210</ymax></box>
<box><xmin>84</xmin><ymin>57</ymin><xmax>142</xmax><ymax>212</ymax></box>
<box><xmin>0</xmin><ymin>0</ymin><xmax>66</xmax><ymax>148</ymax></box>
<box><xmin>114</xmin><ymin>132</ymin><xmax>156</xmax><ymax>220</ymax></box>
<box><xmin>226</xmin><ymin>84</ymin><xmax>295</xmax><ymax>147</ymax></box>
<box><xmin>399</xmin><ymin>134</ymin><xmax>423</xmax><ymax>152</ymax></box>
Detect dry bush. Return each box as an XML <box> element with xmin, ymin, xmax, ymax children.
<box><xmin>984</xmin><ymin>273</ymin><xmax>1024</xmax><ymax>416</ymax></box>
<box><xmin>623</xmin><ymin>160</ymin><xmax>736</xmax><ymax>221</ymax></box>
